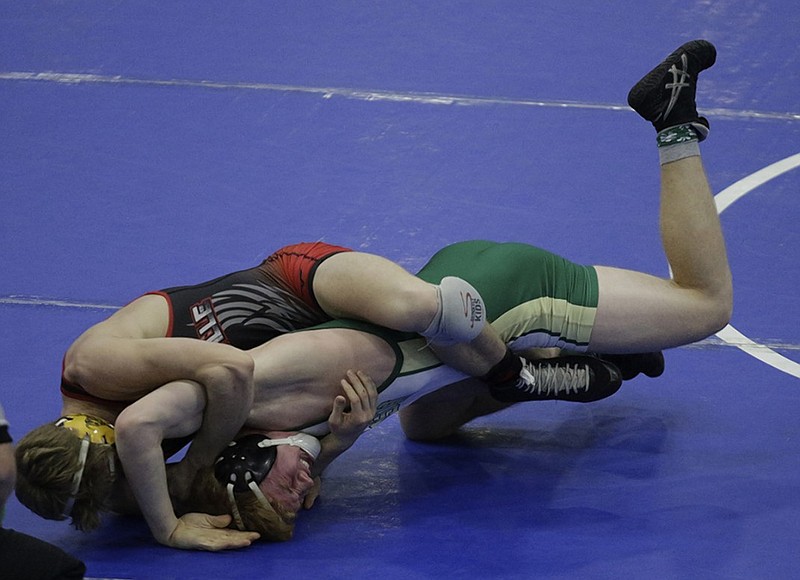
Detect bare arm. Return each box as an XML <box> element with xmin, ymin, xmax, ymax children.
<box><xmin>302</xmin><ymin>370</ymin><xmax>377</xmax><ymax>509</ymax></box>
<box><xmin>115</xmin><ymin>380</ymin><xmax>259</xmax><ymax>550</ymax></box>
<box><xmin>169</xmin><ymin>356</ymin><xmax>255</xmax><ymax>502</ymax></box>
<box><xmin>310</xmin><ymin>370</ymin><xmax>378</xmax><ymax>478</ymax></box>
<box><xmin>60</xmin><ymin>296</ymin><xmax>258</xmax><ymax>549</ymax></box>
<box><xmin>66</xmin><ymin>335</ymin><xmax>255</xmax><ymax>500</ymax></box>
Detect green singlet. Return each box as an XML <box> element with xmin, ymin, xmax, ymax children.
<box><xmin>416</xmin><ymin>240</ymin><xmax>599</xmax><ymax>351</ymax></box>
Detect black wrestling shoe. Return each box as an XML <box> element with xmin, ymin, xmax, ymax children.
<box><xmin>595</xmin><ymin>352</ymin><xmax>665</xmax><ymax>381</ymax></box>
<box><xmin>490</xmin><ymin>355</ymin><xmax>622</xmax><ymax>403</ymax></box>
<box><xmin>627</xmin><ymin>40</ymin><xmax>716</xmax><ymax>140</ymax></box>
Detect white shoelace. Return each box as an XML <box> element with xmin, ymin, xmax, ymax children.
<box><xmin>517</xmin><ymin>363</ymin><xmax>590</xmax><ymax>396</ymax></box>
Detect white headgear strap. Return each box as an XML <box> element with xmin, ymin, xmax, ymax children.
<box><xmin>61</xmin><ymin>435</ymin><xmax>90</xmax><ymax>518</ymax></box>
<box><xmin>256</xmin><ymin>433</ymin><xmax>321</xmax><ymax>460</ymax></box>
<box><xmin>61</xmin><ymin>436</ymin><xmax>116</xmax><ymax>520</ymax></box>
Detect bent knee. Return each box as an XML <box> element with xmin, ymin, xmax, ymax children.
<box><xmin>695</xmin><ymin>288</ymin><xmax>733</xmax><ymax>338</ymax></box>
<box><xmin>391</xmin><ymin>285</ymin><xmax>440</xmax><ymax>332</ymax></box>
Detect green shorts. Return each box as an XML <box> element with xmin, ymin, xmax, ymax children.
<box><xmin>416</xmin><ymin>240</ymin><xmax>599</xmax><ymax>351</ymax></box>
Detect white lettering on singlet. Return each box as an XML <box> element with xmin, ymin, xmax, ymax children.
<box><xmin>191</xmin><ymin>298</ymin><xmax>224</xmax><ymax>342</ymax></box>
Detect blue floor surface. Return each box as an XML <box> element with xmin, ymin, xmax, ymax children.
<box><xmin>1</xmin><ymin>2</ymin><xmax>798</xmax><ymax>578</ymax></box>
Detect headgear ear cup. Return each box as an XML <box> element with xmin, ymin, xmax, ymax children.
<box><xmin>214</xmin><ymin>435</ymin><xmax>278</xmax><ymax>492</ymax></box>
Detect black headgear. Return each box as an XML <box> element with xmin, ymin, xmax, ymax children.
<box><xmin>214</xmin><ymin>434</ymin><xmax>277</xmax><ymax>491</ymax></box>
<box><xmin>213</xmin><ymin>432</ymin><xmax>321</xmax><ymax>530</ymax></box>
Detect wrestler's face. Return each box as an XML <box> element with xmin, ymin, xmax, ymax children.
<box><xmin>259</xmin><ymin>431</ymin><xmax>316</xmax><ymax>514</ymax></box>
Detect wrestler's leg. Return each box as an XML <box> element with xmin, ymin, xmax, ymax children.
<box><xmin>589</xmin><ymin>41</ymin><xmax>732</xmax><ymax>353</ymax></box>
<box><xmin>313</xmin><ymin>251</ymin><xmax>506</xmax><ymax>375</ymax></box>
<box><xmin>313</xmin><ymin>252</ymin><xmax>440</xmax><ymax>332</ymax></box>
<box><xmin>428</xmin><ymin>324</ymin><xmax>508</xmax><ymax>376</ymax></box>
<box><xmin>400</xmin><ymin>348</ymin><xmax>562</xmax><ymax>441</ymax></box>
<box><xmin>399</xmin><ymin>378</ymin><xmax>513</xmax><ymax>441</ymax></box>
<box><xmin>590</xmin><ymin>156</ymin><xmax>732</xmax><ymax>352</ymax></box>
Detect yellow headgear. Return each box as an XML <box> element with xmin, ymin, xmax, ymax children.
<box><xmin>54</xmin><ymin>415</ymin><xmax>116</xmax><ymax>519</ymax></box>
<box><xmin>55</xmin><ymin>414</ymin><xmax>115</xmax><ymax>445</ymax></box>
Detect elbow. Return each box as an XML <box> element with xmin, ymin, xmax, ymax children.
<box><xmin>114</xmin><ymin>408</ymin><xmax>162</xmax><ymax>453</ymax></box>
<box><xmin>710</xmin><ymin>301</ymin><xmax>733</xmax><ymax>336</ymax></box>
<box><xmin>199</xmin><ymin>352</ymin><xmax>255</xmax><ymax>399</ymax></box>
<box><xmin>227</xmin><ymin>353</ymin><xmax>255</xmax><ymax>399</ymax></box>
<box><xmin>62</xmin><ymin>342</ymin><xmax>92</xmax><ymax>386</ymax></box>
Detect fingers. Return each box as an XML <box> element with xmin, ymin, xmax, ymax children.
<box><xmin>339</xmin><ymin>375</ymin><xmax>359</xmax><ymax>411</ymax></box>
<box><xmin>303</xmin><ymin>477</ymin><xmax>322</xmax><ymax>510</ymax></box>
<box><xmin>341</xmin><ymin>370</ymin><xmax>377</xmax><ymax>413</ymax></box>
<box><xmin>200</xmin><ymin>530</ymin><xmax>260</xmax><ymax>552</ymax></box>
<box><xmin>169</xmin><ymin>513</ymin><xmax>260</xmax><ymax>551</ymax></box>
<box><xmin>329</xmin><ymin>393</ymin><xmax>347</xmax><ymax>421</ymax></box>
<box><xmin>201</xmin><ymin>531</ymin><xmax>259</xmax><ymax>552</ymax></box>
<box><xmin>208</xmin><ymin>513</ymin><xmax>232</xmax><ymax>528</ymax></box>
<box><xmin>329</xmin><ymin>370</ymin><xmax>378</xmax><ymax>437</ymax></box>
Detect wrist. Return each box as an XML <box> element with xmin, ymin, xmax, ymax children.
<box><xmin>152</xmin><ymin>515</ymin><xmax>181</xmax><ymax>545</ymax></box>
<box><xmin>324</xmin><ymin>433</ymin><xmax>354</xmax><ymax>452</ymax></box>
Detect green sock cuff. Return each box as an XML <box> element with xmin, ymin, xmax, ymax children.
<box><xmin>656</xmin><ymin>124</ymin><xmax>699</xmax><ymax>147</ymax></box>
<box><xmin>657</xmin><ymin>124</ymin><xmax>701</xmax><ymax>165</ymax></box>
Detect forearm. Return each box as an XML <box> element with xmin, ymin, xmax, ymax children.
<box><xmin>311</xmin><ymin>370</ymin><xmax>377</xmax><ymax>478</ymax></box>
<box><xmin>181</xmin><ymin>361</ymin><xmax>254</xmax><ymax>470</ymax></box>
<box><xmin>114</xmin><ymin>381</ymin><xmax>206</xmax><ymax>544</ymax></box>
<box><xmin>115</xmin><ymin>425</ymin><xmax>178</xmax><ymax>542</ymax></box>
<box><xmin>310</xmin><ymin>432</ymin><xmax>358</xmax><ymax>478</ymax></box>
<box><xmin>116</xmin><ymin>402</ymin><xmax>259</xmax><ymax>551</ymax></box>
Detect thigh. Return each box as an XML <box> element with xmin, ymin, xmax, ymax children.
<box><xmin>590</xmin><ymin>265</ymin><xmax>718</xmax><ymax>352</ymax></box>
<box><xmin>262</xmin><ymin>241</ymin><xmax>353</xmax><ymax>309</ymax></box>
<box><xmin>313</xmin><ymin>251</ymin><xmax>437</xmax><ymax>330</ymax></box>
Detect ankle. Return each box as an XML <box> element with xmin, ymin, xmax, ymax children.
<box><xmin>481</xmin><ymin>348</ymin><xmax>522</xmax><ymax>387</ymax></box>
<box><xmin>657</xmin><ymin>124</ymin><xmax>701</xmax><ymax>165</ymax></box>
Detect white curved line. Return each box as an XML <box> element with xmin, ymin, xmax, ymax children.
<box><xmin>715</xmin><ymin>152</ymin><xmax>800</xmax><ymax>212</ymax></box>
<box><xmin>714</xmin><ymin>152</ymin><xmax>800</xmax><ymax>379</ymax></box>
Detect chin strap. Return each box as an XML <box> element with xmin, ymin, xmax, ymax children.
<box><xmin>226</xmin><ymin>480</ymin><xmax>245</xmax><ymax>531</ymax></box>
<box><xmin>256</xmin><ymin>433</ymin><xmax>321</xmax><ymax>460</ymax></box>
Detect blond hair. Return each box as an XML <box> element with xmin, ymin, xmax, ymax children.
<box><xmin>14</xmin><ymin>423</ymin><xmax>115</xmax><ymax>531</ymax></box>
<box><xmin>186</xmin><ymin>467</ymin><xmax>294</xmax><ymax>542</ymax></box>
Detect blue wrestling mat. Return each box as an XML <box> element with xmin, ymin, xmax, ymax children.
<box><xmin>1</xmin><ymin>2</ymin><xmax>798</xmax><ymax>578</ymax></box>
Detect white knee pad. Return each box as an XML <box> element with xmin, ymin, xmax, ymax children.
<box><xmin>421</xmin><ymin>276</ymin><xmax>485</xmax><ymax>345</ymax></box>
